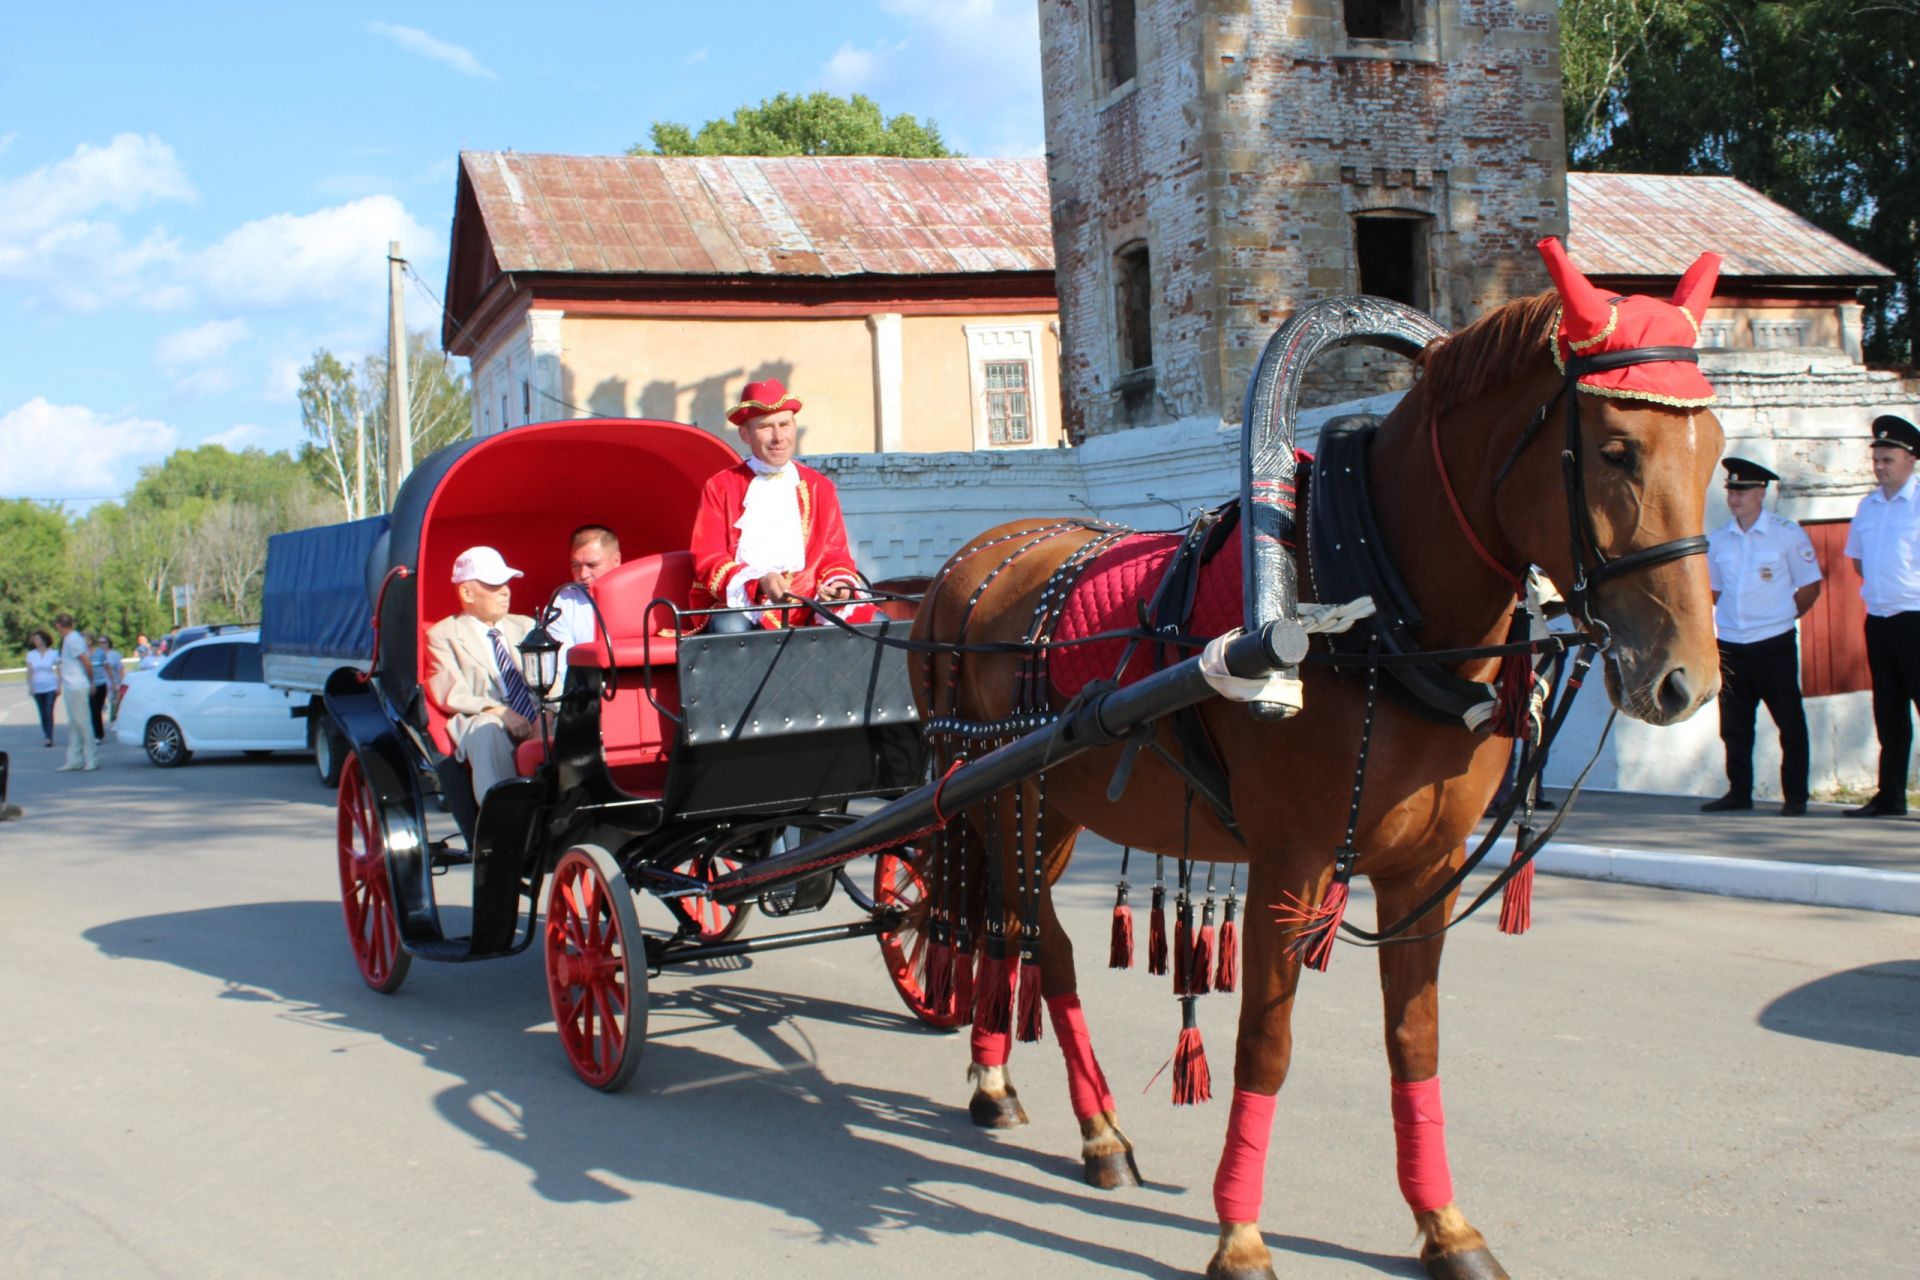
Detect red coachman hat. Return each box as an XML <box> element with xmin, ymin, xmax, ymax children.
<box><xmin>1537</xmin><ymin>237</ymin><xmax>1721</xmax><ymax>409</ymax></box>
<box><xmin>727</xmin><ymin>379</ymin><xmax>802</xmax><ymax>426</ymax></box>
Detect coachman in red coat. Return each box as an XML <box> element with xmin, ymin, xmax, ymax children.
<box><xmin>689</xmin><ymin>379</ymin><xmax>874</xmax><ymax>631</ymax></box>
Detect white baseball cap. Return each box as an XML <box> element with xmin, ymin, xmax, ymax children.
<box><xmin>451</xmin><ymin>546</ymin><xmax>524</xmax><ymax>586</ymax></box>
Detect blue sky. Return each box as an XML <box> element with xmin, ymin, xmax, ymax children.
<box><xmin>0</xmin><ymin>1</ymin><xmax>1044</xmax><ymax>507</ymax></box>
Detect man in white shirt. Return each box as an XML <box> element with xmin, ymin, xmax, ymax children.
<box><xmin>52</xmin><ymin>613</ymin><xmax>98</xmax><ymax>772</ymax></box>
<box><xmin>548</xmin><ymin>524</ymin><xmax>621</xmax><ymax>683</ymax></box>
<box><xmin>1701</xmin><ymin>458</ymin><xmax>1822</xmax><ymax>814</ymax></box>
<box><xmin>1844</xmin><ymin>414</ymin><xmax>1920</xmax><ymax>817</ymax></box>
<box><xmin>424</xmin><ymin>546</ymin><xmax>540</xmax><ymax>805</ymax></box>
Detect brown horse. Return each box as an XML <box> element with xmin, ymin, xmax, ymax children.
<box><xmin>908</xmin><ymin>261</ymin><xmax>1725</xmax><ymax>1278</ymax></box>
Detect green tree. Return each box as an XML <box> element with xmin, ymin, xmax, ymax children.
<box><xmin>298</xmin><ymin>330</ymin><xmax>471</xmax><ymax>517</ymax></box>
<box><xmin>1563</xmin><ymin>0</ymin><xmax>1920</xmax><ymax>364</ymax></box>
<box><xmin>635</xmin><ymin>91</ymin><xmax>953</xmax><ymax>158</ymax></box>
<box><xmin>0</xmin><ymin>499</ymin><xmax>71</xmax><ymax>653</ymax></box>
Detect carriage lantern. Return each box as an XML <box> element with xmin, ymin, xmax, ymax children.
<box><xmin>517</xmin><ymin>619</ymin><xmax>561</xmax><ymax>701</ymax></box>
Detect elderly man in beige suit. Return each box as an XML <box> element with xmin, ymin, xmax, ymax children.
<box><xmin>425</xmin><ymin>546</ymin><xmax>542</xmax><ymax>804</ymax></box>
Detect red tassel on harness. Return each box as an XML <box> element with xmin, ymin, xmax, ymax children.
<box><xmin>951</xmin><ymin>940</ymin><xmax>976</xmax><ymax>1026</ymax></box>
<box><xmin>1173</xmin><ymin>896</ymin><xmax>1194</xmax><ymax>994</ymax></box>
<box><xmin>1275</xmin><ymin>849</ymin><xmax>1356</xmax><ymax>974</ymax></box>
<box><xmin>1191</xmin><ymin>922</ymin><xmax>1215</xmax><ymax>997</ymax></box>
<box><xmin>925</xmin><ymin>934</ymin><xmax>954</xmax><ymax>1018</ymax></box>
<box><xmin>1109</xmin><ymin>885</ymin><xmax>1134</xmax><ymax>969</ymax></box>
<box><xmin>1172</xmin><ymin>997</ymin><xmax>1211</xmax><ymax>1105</ymax></box>
<box><xmin>1488</xmin><ymin>607</ymin><xmax>1535</xmax><ymax>740</ymax></box>
<box><xmin>1215</xmin><ymin>896</ymin><xmax>1239</xmax><ymax>993</ymax></box>
<box><xmin>1498</xmin><ymin>844</ymin><xmax>1535</xmax><ymax>936</ymax></box>
<box><xmin>1147</xmin><ymin>883</ymin><xmax>1169</xmax><ymax>976</ymax></box>
<box><xmin>973</xmin><ymin>950</ymin><xmax>1015</xmax><ymax>1035</ymax></box>
<box><xmin>1015</xmin><ymin>955</ymin><xmax>1044</xmax><ymax>1043</ymax></box>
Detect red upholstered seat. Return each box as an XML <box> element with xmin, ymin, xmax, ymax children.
<box><xmin>561</xmin><ymin>550</ymin><xmax>693</xmax><ymax>797</ymax></box>
<box><xmin>515</xmin><ymin>736</ymin><xmax>546</xmax><ymax>777</ymax></box>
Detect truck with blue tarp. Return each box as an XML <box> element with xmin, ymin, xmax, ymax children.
<box><xmin>261</xmin><ymin>514</ymin><xmax>391</xmax><ymax>786</ymax></box>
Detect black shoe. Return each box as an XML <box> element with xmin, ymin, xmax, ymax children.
<box><xmin>1700</xmin><ymin>793</ymin><xmax>1752</xmax><ymax>812</ymax></box>
<box><xmin>1844</xmin><ymin>797</ymin><xmax>1908</xmax><ymax>817</ymax></box>
<box><xmin>1779</xmin><ymin>800</ymin><xmax>1808</xmax><ymax>817</ymax></box>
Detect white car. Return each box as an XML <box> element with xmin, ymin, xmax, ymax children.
<box><xmin>116</xmin><ymin>631</ymin><xmax>310</xmax><ymax>768</ymax></box>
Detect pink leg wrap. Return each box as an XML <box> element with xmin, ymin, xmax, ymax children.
<box><xmin>1391</xmin><ymin>1076</ymin><xmax>1455</xmax><ymax>1213</ymax></box>
<box><xmin>1211</xmin><ymin>1088</ymin><xmax>1278</xmax><ymax>1223</ymax></box>
<box><xmin>1045</xmin><ymin>994</ymin><xmax>1115</xmax><ymax>1119</ymax></box>
<box><xmin>971</xmin><ymin>1024</ymin><xmax>1010</xmax><ymax>1068</ymax></box>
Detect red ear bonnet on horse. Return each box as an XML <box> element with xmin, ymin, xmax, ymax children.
<box><xmin>1536</xmin><ymin>237</ymin><xmax>1720</xmax><ymax>408</ymax></box>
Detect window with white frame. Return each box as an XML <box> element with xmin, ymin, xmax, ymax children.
<box><xmin>965</xmin><ymin>323</ymin><xmax>1049</xmax><ymax>449</ymax></box>
<box><xmin>984</xmin><ymin>360</ymin><xmax>1035</xmax><ymax>445</ymax></box>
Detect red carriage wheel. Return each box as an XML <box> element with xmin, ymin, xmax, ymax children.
<box><xmin>545</xmin><ymin>845</ymin><xmax>648</xmax><ymax>1091</ymax></box>
<box><xmin>874</xmin><ymin>847</ymin><xmax>967</xmax><ymax>1030</ymax></box>
<box><xmin>335</xmin><ymin>753</ymin><xmax>411</xmax><ymax>993</ymax></box>
<box><xmin>664</xmin><ymin>849</ymin><xmax>749</xmax><ymax>943</ymax></box>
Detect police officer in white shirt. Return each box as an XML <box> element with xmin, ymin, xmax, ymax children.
<box><xmin>547</xmin><ymin>524</ymin><xmax>621</xmax><ymax>685</ymax></box>
<box><xmin>1702</xmin><ymin>458</ymin><xmax>1823</xmax><ymax>814</ymax></box>
<box><xmin>1843</xmin><ymin>414</ymin><xmax>1920</xmax><ymax>817</ymax></box>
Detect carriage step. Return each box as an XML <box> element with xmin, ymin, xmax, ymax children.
<box><xmin>406</xmin><ymin>937</ymin><xmax>475</xmax><ymax>961</ymax></box>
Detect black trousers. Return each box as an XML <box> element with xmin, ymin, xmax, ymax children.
<box><xmin>1715</xmin><ymin>630</ymin><xmax>1809</xmax><ymax>803</ymax></box>
<box><xmin>88</xmin><ymin>684</ymin><xmax>108</xmax><ymax>741</ymax></box>
<box><xmin>1864</xmin><ymin>611</ymin><xmax>1920</xmax><ymax>802</ymax></box>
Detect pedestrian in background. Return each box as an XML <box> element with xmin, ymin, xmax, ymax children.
<box><xmin>53</xmin><ymin>614</ymin><xmax>97</xmax><ymax>772</ymax></box>
<box><xmin>87</xmin><ymin>634</ymin><xmax>112</xmax><ymax>743</ymax></box>
<box><xmin>103</xmin><ymin>638</ymin><xmax>126</xmax><ymax>725</ymax></box>
<box><xmin>1700</xmin><ymin>458</ymin><xmax>1821</xmax><ymax>815</ymax></box>
<box><xmin>24</xmin><ymin>630</ymin><xmax>60</xmax><ymax>747</ymax></box>
<box><xmin>1845</xmin><ymin>414</ymin><xmax>1920</xmax><ymax>817</ymax></box>
<box><xmin>134</xmin><ymin>634</ymin><xmax>153</xmax><ymax>670</ymax></box>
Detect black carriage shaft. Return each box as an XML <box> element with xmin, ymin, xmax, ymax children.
<box><xmin>650</xmin><ymin>916</ymin><xmax>891</xmax><ymax>967</ymax></box>
<box><xmin>703</xmin><ymin>622</ymin><xmax>1304</xmax><ymax>904</ymax></box>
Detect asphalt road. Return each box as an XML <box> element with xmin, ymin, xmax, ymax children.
<box><xmin>3</xmin><ymin>684</ymin><xmax>1917</xmax><ymax>1278</ymax></box>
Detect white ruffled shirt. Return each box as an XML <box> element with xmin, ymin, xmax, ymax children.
<box><xmin>727</xmin><ymin>456</ymin><xmax>809</xmax><ymax>618</ymax></box>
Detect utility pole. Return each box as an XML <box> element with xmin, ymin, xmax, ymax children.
<box><xmin>386</xmin><ymin>240</ymin><xmax>412</xmax><ymax>508</ymax></box>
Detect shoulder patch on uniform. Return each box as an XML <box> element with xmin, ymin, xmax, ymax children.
<box><xmin>1800</xmin><ymin>545</ymin><xmax>1816</xmax><ymax>562</ymax></box>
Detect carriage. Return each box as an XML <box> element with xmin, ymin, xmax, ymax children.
<box><xmin>320</xmin><ymin>417</ymin><xmax>978</xmax><ymax>1090</ymax></box>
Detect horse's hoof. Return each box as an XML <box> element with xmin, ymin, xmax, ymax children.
<box><xmin>1204</xmin><ymin>1262</ymin><xmax>1278</xmax><ymax>1280</ymax></box>
<box><xmin>1082</xmin><ymin>1147</ymin><xmax>1141</xmax><ymax>1189</ymax></box>
<box><xmin>1423</xmin><ymin>1246</ymin><xmax>1509</xmax><ymax>1280</ymax></box>
<box><xmin>968</xmin><ymin>1091</ymin><xmax>1028</xmax><ymax>1129</ymax></box>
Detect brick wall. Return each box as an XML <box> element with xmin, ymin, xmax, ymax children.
<box><xmin>1042</xmin><ymin>0</ymin><xmax>1568</xmax><ymax>437</ymax></box>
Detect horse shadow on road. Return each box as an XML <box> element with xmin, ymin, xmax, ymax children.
<box><xmin>86</xmin><ymin>900</ymin><xmax>1418</xmax><ymax>1277</ymax></box>
<box><xmin>1758</xmin><ymin>959</ymin><xmax>1920</xmax><ymax>1058</ymax></box>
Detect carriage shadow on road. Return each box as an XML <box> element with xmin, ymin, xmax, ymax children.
<box><xmin>1758</xmin><ymin>960</ymin><xmax>1920</xmax><ymax>1058</ymax></box>
<box><xmin>83</xmin><ymin>900</ymin><xmax>1419</xmax><ymax>1276</ymax></box>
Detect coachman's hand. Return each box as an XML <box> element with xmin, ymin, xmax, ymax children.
<box><xmin>821</xmin><ymin>580</ymin><xmax>853</xmax><ymax>602</ymax></box>
<box><xmin>758</xmin><ymin>570</ymin><xmax>793</xmax><ymax>602</ymax></box>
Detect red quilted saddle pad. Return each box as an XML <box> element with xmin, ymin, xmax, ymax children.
<box><xmin>1050</xmin><ymin>530</ymin><xmax>1244</xmax><ymax>698</ymax></box>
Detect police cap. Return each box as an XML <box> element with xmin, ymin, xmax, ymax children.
<box><xmin>1871</xmin><ymin>414</ymin><xmax>1920</xmax><ymax>455</ymax></box>
<box><xmin>1720</xmin><ymin>456</ymin><xmax>1778</xmax><ymax>489</ymax></box>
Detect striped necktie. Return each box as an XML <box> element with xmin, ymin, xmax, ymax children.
<box><xmin>489</xmin><ymin>628</ymin><xmax>542</xmax><ymax>721</ymax></box>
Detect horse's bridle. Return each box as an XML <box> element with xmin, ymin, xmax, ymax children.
<box><xmin>1486</xmin><ymin>342</ymin><xmax>1711</xmax><ymax>638</ymax></box>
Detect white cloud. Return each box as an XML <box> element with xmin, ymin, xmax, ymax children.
<box><xmin>156</xmin><ymin>318</ymin><xmax>250</xmax><ymax>370</ymax></box>
<box><xmin>368</xmin><ymin>21</ymin><xmax>497</xmax><ymax>79</ymax></box>
<box><xmin>171</xmin><ymin>366</ymin><xmax>237</xmax><ymax>398</ymax></box>
<box><xmin>820</xmin><ymin>40</ymin><xmax>909</xmax><ymax>93</ymax></box>
<box><xmin>0</xmin><ymin>398</ymin><xmax>176</xmax><ymax>501</ymax></box>
<box><xmin>845</xmin><ymin>0</ymin><xmax>1042</xmax><ymax>155</ymax></box>
<box><xmin>265</xmin><ymin>356</ymin><xmax>304</xmax><ymax>403</ymax></box>
<box><xmin>193</xmin><ymin>195</ymin><xmax>432</xmax><ymax>309</ymax></box>
<box><xmin>0</xmin><ymin>134</ymin><xmax>195</xmax><ymax>311</ymax></box>
<box><xmin>204</xmin><ymin>423</ymin><xmax>261</xmax><ymax>449</ymax></box>
<box><xmin>683</xmin><ymin>48</ymin><xmax>709</xmax><ymax>66</ymax></box>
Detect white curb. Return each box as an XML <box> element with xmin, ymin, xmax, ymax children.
<box><xmin>1484</xmin><ymin>838</ymin><xmax>1920</xmax><ymax>917</ymax></box>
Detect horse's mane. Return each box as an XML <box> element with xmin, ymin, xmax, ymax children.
<box><xmin>1414</xmin><ymin>291</ymin><xmax>1561</xmax><ymax>420</ymax></box>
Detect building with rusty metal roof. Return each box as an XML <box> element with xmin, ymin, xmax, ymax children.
<box><xmin>444</xmin><ymin>151</ymin><xmax>1061</xmax><ymax>453</ymax></box>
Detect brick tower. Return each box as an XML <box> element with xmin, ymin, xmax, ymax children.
<box><xmin>1041</xmin><ymin>0</ymin><xmax>1568</xmax><ymax>438</ymax></box>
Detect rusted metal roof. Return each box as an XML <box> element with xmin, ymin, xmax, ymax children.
<box><xmin>460</xmin><ymin>151</ymin><xmax>1055</xmax><ymax>279</ymax></box>
<box><xmin>1568</xmin><ymin>173</ymin><xmax>1891</xmax><ymax>282</ymax></box>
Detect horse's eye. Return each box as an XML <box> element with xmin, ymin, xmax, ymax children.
<box><xmin>1598</xmin><ymin>440</ymin><xmax>1634</xmax><ymax>470</ymax></box>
